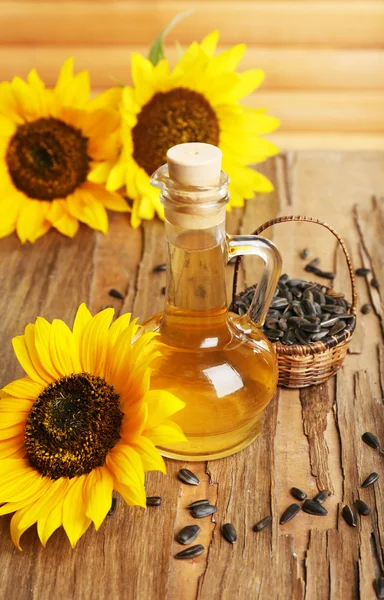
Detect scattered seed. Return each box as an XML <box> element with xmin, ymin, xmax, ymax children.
<box><xmin>176</xmin><ymin>525</ymin><xmax>201</xmax><ymax>545</ymax></box>
<box><xmin>361</xmin><ymin>304</ymin><xmax>372</xmax><ymax>315</ymax></box>
<box><xmin>355</xmin><ymin>500</ymin><xmax>371</xmax><ymax>516</ymax></box>
<box><xmin>355</xmin><ymin>267</ymin><xmax>371</xmax><ymax>276</ymax></box>
<box><xmin>161</xmin><ymin>286</ymin><xmax>166</xmax><ymax>295</ymax></box>
<box><xmin>253</xmin><ymin>516</ymin><xmax>272</xmax><ymax>532</ymax></box>
<box><xmin>342</xmin><ymin>505</ymin><xmax>357</xmax><ymax>527</ymax></box>
<box><xmin>374</xmin><ymin>576</ymin><xmax>384</xmax><ymax>599</ymax></box>
<box><xmin>280</xmin><ymin>503</ymin><xmax>301</xmax><ymax>524</ymax></box>
<box><xmin>362</xmin><ymin>432</ymin><xmax>380</xmax><ymax>449</ymax></box>
<box><xmin>313</xmin><ymin>491</ymin><xmax>329</xmax><ymax>505</ymax></box>
<box><xmin>178</xmin><ymin>469</ymin><xmax>200</xmax><ymax>486</ymax></box>
<box><xmin>380</xmin><ymin>448</ymin><xmax>384</xmax><ymax>457</ymax></box>
<box><xmin>291</xmin><ymin>487</ymin><xmax>307</xmax><ymax>501</ymax></box>
<box><xmin>222</xmin><ymin>523</ymin><xmax>237</xmax><ymax>544</ymax></box>
<box><xmin>361</xmin><ymin>472</ymin><xmax>379</xmax><ymax>488</ymax></box>
<box><xmin>108</xmin><ymin>288</ymin><xmax>124</xmax><ymax>300</ymax></box>
<box><xmin>306</xmin><ymin>258</ymin><xmax>320</xmax><ymax>269</ymax></box>
<box><xmin>187</xmin><ymin>499</ymin><xmax>210</xmax><ymax>509</ymax></box>
<box><xmin>108</xmin><ymin>497</ymin><xmax>117</xmax><ymax>516</ymax></box>
<box><xmin>153</xmin><ymin>264</ymin><xmax>166</xmax><ymax>272</ymax></box>
<box><xmin>146</xmin><ymin>496</ymin><xmax>162</xmax><ymax>506</ymax></box>
<box><xmin>191</xmin><ymin>505</ymin><xmax>218</xmax><ymax>519</ymax></box>
<box><xmin>175</xmin><ymin>544</ymin><xmax>205</xmax><ymax>560</ymax></box>
<box><xmin>371</xmin><ymin>278</ymin><xmax>380</xmax><ymax>289</ymax></box>
<box><xmin>302</xmin><ymin>499</ymin><xmax>328</xmax><ymax>516</ymax></box>
<box><xmin>300</xmin><ymin>248</ymin><xmax>311</xmax><ymax>259</ymax></box>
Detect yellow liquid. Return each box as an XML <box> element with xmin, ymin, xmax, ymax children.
<box><xmin>142</xmin><ymin>230</ymin><xmax>278</xmax><ymax>461</ymax></box>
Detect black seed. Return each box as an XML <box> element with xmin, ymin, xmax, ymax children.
<box><xmin>191</xmin><ymin>504</ymin><xmax>218</xmax><ymax>519</ymax></box>
<box><xmin>265</xmin><ymin>318</ymin><xmax>280</xmax><ymax>330</ymax></box>
<box><xmin>108</xmin><ymin>288</ymin><xmax>124</xmax><ymax>300</ymax></box>
<box><xmin>271</xmin><ymin>298</ymin><xmax>289</xmax><ymax>309</ymax></box>
<box><xmin>316</xmin><ymin>270</ymin><xmax>335</xmax><ymax>280</ymax></box>
<box><xmin>175</xmin><ymin>544</ymin><xmax>205</xmax><ymax>559</ymax></box>
<box><xmin>146</xmin><ymin>496</ymin><xmax>162</xmax><ymax>506</ymax></box>
<box><xmin>300</xmin><ymin>248</ymin><xmax>311</xmax><ymax>259</ymax></box>
<box><xmin>279</xmin><ymin>273</ymin><xmax>290</xmax><ymax>284</ymax></box>
<box><xmin>361</xmin><ymin>472</ymin><xmax>379</xmax><ymax>488</ymax></box>
<box><xmin>355</xmin><ymin>499</ymin><xmax>371</xmax><ymax>516</ymax></box>
<box><xmin>329</xmin><ymin>321</ymin><xmax>346</xmax><ymax>335</ymax></box>
<box><xmin>222</xmin><ymin>523</ymin><xmax>237</xmax><ymax>544</ymax></box>
<box><xmin>108</xmin><ymin>497</ymin><xmax>117</xmax><ymax>516</ymax></box>
<box><xmin>371</xmin><ymin>278</ymin><xmax>380</xmax><ymax>289</ymax></box>
<box><xmin>267</xmin><ymin>309</ymin><xmax>282</xmax><ymax>319</ymax></box>
<box><xmin>306</xmin><ymin>258</ymin><xmax>320</xmax><ymax>268</ymax></box>
<box><xmin>302</xmin><ymin>299</ymin><xmax>317</xmax><ymax>316</ymax></box>
<box><xmin>362</xmin><ymin>432</ymin><xmax>380</xmax><ymax>449</ymax></box>
<box><xmin>313</xmin><ymin>491</ymin><xmax>329</xmax><ymax>504</ymax></box>
<box><xmin>266</xmin><ymin>329</ymin><xmax>284</xmax><ymax>341</ymax></box>
<box><xmin>253</xmin><ymin>515</ymin><xmax>272</xmax><ymax>532</ymax></box>
<box><xmin>300</xmin><ymin>323</ymin><xmax>321</xmax><ymax>333</ymax></box>
<box><xmin>302</xmin><ymin>289</ymin><xmax>314</xmax><ymax>302</ymax></box>
<box><xmin>282</xmin><ymin>328</ymin><xmax>296</xmax><ymax>346</ymax></box>
<box><xmin>295</xmin><ymin>328</ymin><xmax>310</xmax><ymax>345</ymax></box>
<box><xmin>291</xmin><ymin>487</ymin><xmax>307</xmax><ymax>501</ymax></box>
<box><xmin>280</xmin><ymin>503</ymin><xmax>301</xmax><ymax>524</ymax></box>
<box><xmin>302</xmin><ymin>499</ymin><xmax>328</xmax><ymax>516</ymax></box>
<box><xmin>311</xmin><ymin>330</ymin><xmax>329</xmax><ymax>342</ymax></box>
<box><xmin>321</xmin><ymin>316</ymin><xmax>340</xmax><ymax>328</ymax></box>
<box><xmin>374</xmin><ymin>576</ymin><xmax>384</xmax><ymax>599</ymax></box>
<box><xmin>278</xmin><ymin>319</ymin><xmax>288</xmax><ymax>331</ymax></box>
<box><xmin>355</xmin><ymin>267</ymin><xmax>371</xmax><ymax>276</ymax></box>
<box><xmin>153</xmin><ymin>263</ymin><xmax>166</xmax><ymax>272</ymax></box>
<box><xmin>178</xmin><ymin>468</ymin><xmax>200</xmax><ymax>486</ymax></box>
<box><xmin>287</xmin><ymin>278</ymin><xmax>307</xmax><ymax>287</ymax></box>
<box><xmin>187</xmin><ymin>499</ymin><xmax>210</xmax><ymax>509</ymax></box>
<box><xmin>361</xmin><ymin>303</ymin><xmax>372</xmax><ymax>315</ymax></box>
<box><xmin>176</xmin><ymin>525</ymin><xmax>200</xmax><ymax>545</ymax></box>
<box><xmin>313</xmin><ymin>290</ymin><xmax>326</xmax><ymax>305</ymax></box>
<box><xmin>342</xmin><ymin>505</ymin><xmax>357</xmax><ymax>527</ymax></box>
<box><xmin>292</xmin><ymin>304</ymin><xmax>305</xmax><ymax>317</ymax></box>
<box><xmin>323</xmin><ymin>305</ymin><xmax>346</xmax><ymax>315</ymax></box>
<box><xmin>161</xmin><ymin>286</ymin><xmax>166</xmax><ymax>295</ymax></box>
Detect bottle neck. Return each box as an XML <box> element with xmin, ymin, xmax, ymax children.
<box><xmin>161</xmin><ymin>218</ymin><xmax>228</xmax><ymax>340</ymax></box>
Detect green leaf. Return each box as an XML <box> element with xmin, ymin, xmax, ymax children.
<box><xmin>148</xmin><ymin>10</ymin><xmax>193</xmax><ymax>66</ymax></box>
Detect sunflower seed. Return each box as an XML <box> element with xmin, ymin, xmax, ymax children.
<box><xmin>322</xmin><ymin>305</ymin><xmax>345</xmax><ymax>315</ymax></box>
<box><xmin>278</xmin><ymin>319</ymin><xmax>288</xmax><ymax>331</ymax></box>
<box><xmin>288</xmin><ymin>278</ymin><xmax>307</xmax><ymax>287</ymax></box>
<box><xmin>291</xmin><ymin>487</ymin><xmax>307</xmax><ymax>501</ymax></box>
<box><xmin>300</xmin><ymin>323</ymin><xmax>321</xmax><ymax>333</ymax></box>
<box><xmin>295</xmin><ymin>328</ymin><xmax>311</xmax><ymax>345</ymax></box>
<box><xmin>292</xmin><ymin>304</ymin><xmax>305</xmax><ymax>317</ymax></box>
<box><xmin>302</xmin><ymin>290</ymin><xmax>314</xmax><ymax>302</ymax></box>
<box><xmin>361</xmin><ymin>304</ymin><xmax>372</xmax><ymax>315</ymax></box>
<box><xmin>313</xmin><ymin>491</ymin><xmax>329</xmax><ymax>505</ymax></box>
<box><xmin>321</xmin><ymin>317</ymin><xmax>340</xmax><ymax>328</ymax></box>
<box><xmin>265</xmin><ymin>318</ymin><xmax>280</xmax><ymax>329</ymax></box>
<box><xmin>306</xmin><ymin>258</ymin><xmax>320</xmax><ymax>268</ymax></box>
<box><xmin>153</xmin><ymin>263</ymin><xmax>166</xmax><ymax>272</ymax></box>
<box><xmin>187</xmin><ymin>499</ymin><xmax>210</xmax><ymax>509</ymax></box>
<box><xmin>191</xmin><ymin>505</ymin><xmax>218</xmax><ymax>518</ymax></box>
<box><xmin>361</xmin><ymin>472</ymin><xmax>379</xmax><ymax>488</ymax></box>
<box><xmin>371</xmin><ymin>278</ymin><xmax>380</xmax><ymax>289</ymax></box>
<box><xmin>283</xmin><ymin>328</ymin><xmax>296</xmax><ymax>345</ymax></box>
<box><xmin>271</xmin><ymin>298</ymin><xmax>289</xmax><ymax>309</ymax></box>
<box><xmin>302</xmin><ymin>499</ymin><xmax>328</xmax><ymax>516</ymax></box>
<box><xmin>311</xmin><ymin>330</ymin><xmax>329</xmax><ymax>342</ymax></box>
<box><xmin>317</xmin><ymin>270</ymin><xmax>335</xmax><ymax>280</ymax></box>
<box><xmin>355</xmin><ymin>267</ymin><xmax>371</xmax><ymax>276</ymax></box>
<box><xmin>222</xmin><ymin>523</ymin><xmax>237</xmax><ymax>544</ymax></box>
<box><xmin>175</xmin><ymin>544</ymin><xmax>205</xmax><ymax>559</ymax></box>
<box><xmin>161</xmin><ymin>286</ymin><xmax>166</xmax><ymax>295</ymax></box>
<box><xmin>374</xmin><ymin>576</ymin><xmax>384</xmax><ymax>598</ymax></box>
<box><xmin>178</xmin><ymin>469</ymin><xmax>200</xmax><ymax>486</ymax></box>
<box><xmin>313</xmin><ymin>290</ymin><xmax>326</xmax><ymax>305</ymax></box>
<box><xmin>355</xmin><ymin>499</ymin><xmax>371</xmax><ymax>516</ymax></box>
<box><xmin>329</xmin><ymin>321</ymin><xmax>346</xmax><ymax>335</ymax></box>
<box><xmin>342</xmin><ymin>505</ymin><xmax>357</xmax><ymax>527</ymax></box>
<box><xmin>146</xmin><ymin>496</ymin><xmax>162</xmax><ymax>506</ymax></box>
<box><xmin>176</xmin><ymin>525</ymin><xmax>201</xmax><ymax>545</ymax></box>
<box><xmin>302</xmin><ymin>299</ymin><xmax>317</xmax><ymax>316</ymax></box>
<box><xmin>280</xmin><ymin>503</ymin><xmax>301</xmax><ymax>524</ymax></box>
<box><xmin>266</xmin><ymin>329</ymin><xmax>284</xmax><ymax>341</ymax></box>
<box><xmin>253</xmin><ymin>515</ymin><xmax>272</xmax><ymax>532</ymax></box>
<box><xmin>300</xmin><ymin>248</ymin><xmax>311</xmax><ymax>259</ymax></box>
<box><xmin>362</xmin><ymin>432</ymin><xmax>380</xmax><ymax>449</ymax></box>
<box><xmin>108</xmin><ymin>288</ymin><xmax>124</xmax><ymax>300</ymax></box>
<box><xmin>108</xmin><ymin>497</ymin><xmax>117</xmax><ymax>516</ymax></box>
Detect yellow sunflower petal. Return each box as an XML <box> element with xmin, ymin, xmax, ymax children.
<box><xmin>49</xmin><ymin>318</ymin><xmax>82</xmax><ymax>375</ymax></box>
<box><xmin>145</xmin><ymin>420</ymin><xmax>188</xmax><ymax>445</ymax></box>
<box><xmin>131</xmin><ymin>436</ymin><xmax>166</xmax><ymax>474</ymax></box>
<box><xmin>86</xmin><ymin>86</ymin><xmax>122</xmax><ymax>111</ymax></box>
<box><xmin>38</xmin><ymin>478</ymin><xmax>71</xmax><ymax>547</ymax></box>
<box><xmin>0</xmin><ymin>114</ymin><xmax>16</xmax><ymax>138</ymax></box>
<box><xmin>12</xmin><ymin>325</ymin><xmax>52</xmax><ymax>385</ymax></box>
<box><xmin>83</xmin><ymin>182</ymin><xmax>129</xmax><ymax>212</ymax></box>
<box><xmin>62</xmin><ymin>475</ymin><xmax>92</xmax><ymax>548</ymax></box>
<box><xmin>0</xmin><ymin>435</ymin><xmax>25</xmax><ymax>459</ymax></box>
<box><xmin>72</xmin><ymin>303</ymin><xmax>93</xmax><ymax>342</ymax></box>
<box><xmin>55</xmin><ymin>57</ymin><xmax>90</xmax><ymax>108</ymax></box>
<box><xmin>2</xmin><ymin>376</ymin><xmax>43</xmax><ymax>399</ymax></box>
<box><xmin>16</xmin><ymin>201</ymin><xmax>51</xmax><ymax>244</ymax></box>
<box><xmin>200</xmin><ymin>30</ymin><xmax>220</xmax><ymax>57</ymax></box>
<box><xmin>120</xmin><ymin>402</ymin><xmax>148</xmax><ymax>441</ymax></box>
<box><xmin>88</xmin><ymin>160</ymin><xmax>114</xmax><ymax>185</ymax></box>
<box><xmin>10</xmin><ymin>507</ymin><xmax>30</xmax><ymax>550</ymax></box>
<box><xmin>0</xmin><ymin>398</ymin><xmax>32</xmax><ymax>412</ymax></box>
<box><xmin>105</xmin><ymin>158</ymin><xmax>127</xmax><ymax>192</ymax></box>
<box><xmin>131</xmin><ymin>53</ymin><xmax>155</xmax><ymax>106</ymax></box>
<box><xmin>144</xmin><ymin>390</ymin><xmax>185</xmax><ymax>430</ymax></box>
<box><xmin>79</xmin><ymin>307</ymin><xmax>114</xmax><ymax>375</ymax></box>
<box><xmin>84</xmin><ymin>466</ymin><xmax>114</xmax><ymax>530</ymax></box>
<box><xmin>47</xmin><ymin>200</ymin><xmax>79</xmax><ymax>238</ymax></box>
<box><xmin>66</xmin><ymin>187</ymin><xmax>108</xmax><ymax>233</ymax></box>
<box><xmin>106</xmin><ymin>445</ymin><xmax>146</xmax><ymax>507</ymax></box>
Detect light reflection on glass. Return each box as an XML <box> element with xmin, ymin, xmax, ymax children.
<box><xmin>202</xmin><ymin>364</ymin><xmax>243</xmax><ymax>398</ymax></box>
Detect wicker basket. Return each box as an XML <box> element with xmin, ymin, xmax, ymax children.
<box><xmin>232</xmin><ymin>215</ymin><xmax>357</xmax><ymax>389</ymax></box>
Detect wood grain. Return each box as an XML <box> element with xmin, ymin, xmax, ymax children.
<box><xmin>0</xmin><ymin>152</ymin><xmax>383</xmax><ymax>599</ymax></box>
<box><xmin>1</xmin><ymin>2</ymin><xmax>384</xmax><ymax>47</ymax></box>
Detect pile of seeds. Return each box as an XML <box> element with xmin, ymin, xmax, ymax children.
<box><xmin>232</xmin><ymin>272</ymin><xmax>355</xmax><ymax>346</ymax></box>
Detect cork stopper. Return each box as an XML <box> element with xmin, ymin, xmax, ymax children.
<box><xmin>167</xmin><ymin>143</ymin><xmax>222</xmax><ymax>187</ymax></box>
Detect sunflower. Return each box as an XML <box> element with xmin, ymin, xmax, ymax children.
<box><xmin>0</xmin><ymin>304</ymin><xmax>186</xmax><ymax>549</ymax></box>
<box><xmin>0</xmin><ymin>58</ymin><xmax>129</xmax><ymax>243</ymax></box>
<box><xmin>105</xmin><ymin>30</ymin><xmax>280</xmax><ymax>228</ymax></box>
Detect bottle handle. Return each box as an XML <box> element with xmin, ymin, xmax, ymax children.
<box><xmin>227</xmin><ymin>235</ymin><xmax>282</xmax><ymax>326</ymax></box>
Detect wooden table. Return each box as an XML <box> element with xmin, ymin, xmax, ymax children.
<box><xmin>0</xmin><ymin>152</ymin><xmax>383</xmax><ymax>600</ymax></box>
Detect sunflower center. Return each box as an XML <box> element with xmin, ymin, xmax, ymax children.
<box><xmin>132</xmin><ymin>88</ymin><xmax>220</xmax><ymax>176</ymax></box>
<box><xmin>6</xmin><ymin>117</ymin><xmax>90</xmax><ymax>201</ymax></box>
<box><xmin>24</xmin><ymin>373</ymin><xmax>123</xmax><ymax>480</ymax></box>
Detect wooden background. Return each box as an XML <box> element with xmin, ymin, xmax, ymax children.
<box><xmin>1</xmin><ymin>0</ymin><xmax>384</xmax><ymax>150</ymax></box>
